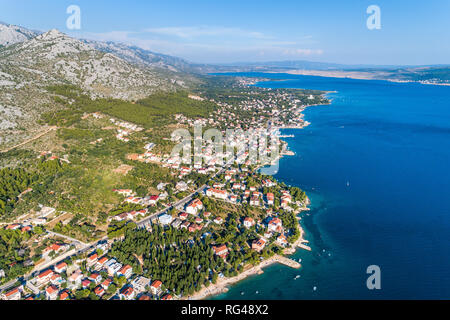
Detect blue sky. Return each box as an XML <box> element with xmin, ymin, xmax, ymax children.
<box><xmin>1</xmin><ymin>0</ymin><xmax>449</xmax><ymax>65</ymax></box>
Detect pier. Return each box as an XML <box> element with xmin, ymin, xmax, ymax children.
<box><xmin>273</xmin><ymin>255</ymin><xmax>302</xmax><ymax>269</ymax></box>
<box><xmin>278</xmin><ymin>134</ymin><xmax>295</xmax><ymax>138</ymax></box>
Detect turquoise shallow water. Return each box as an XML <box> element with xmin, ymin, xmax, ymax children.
<box><xmin>211</xmin><ymin>73</ymin><xmax>450</xmax><ymax>300</ymax></box>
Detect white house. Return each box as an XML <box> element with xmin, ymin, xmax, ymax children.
<box><xmin>158</xmin><ymin>214</ymin><xmax>173</xmax><ymax>225</ymax></box>
<box><xmin>150</xmin><ymin>280</ymin><xmax>163</xmax><ymax>296</ymax></box>
<box><xmin>243</xmin><ymin>217</ymin><xmax>255</xmax><ymax>229</ymax></box>
<box><xmin>186</xmin><ymin>199</ymin><xmax>203</xmax><ymax>215</ymax></box>
<box><xmin>118</xmin><ymin>265</ymin><xmax>133</xmax><ymax>279</ymax></box>
<box><xmin>131</xmin><ymin>276</ymin><xmax>151</xmax><ymax>293</ymax></box>
<box><xmin>206</xmin><ymin>188</ymin><xmax>228</xmax><ymax>200</ymax></box>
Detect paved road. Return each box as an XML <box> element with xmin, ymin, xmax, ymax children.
<box><xmin>136</xmin><ymin>184</ymin><xmax>207</xmax><ymax>227</ymax></box>
<box><xmin>0</xmin><ymin>236</ymin><xmax>107</xmax><ymax>293</ymax></box>
<box><xmin>0</xmin><ymin>278</ymin><xmax>18</xmax><ymax>292</ymax></box>
<box><xmin>1</xmin><ymin>156</ymin><xmax>240</xmax><ymax>293</ymax></box>
<box><xmin>136</xmin><ymin>155</ymin><xmax>237</xmax><ymax>228</ymax></box>
<box><xmin>47</xmin><ymin>230</ymin><xmax>89</xmax><ymax>247</ymax></box>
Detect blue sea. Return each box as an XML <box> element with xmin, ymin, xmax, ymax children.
<box><xmin>212</xmin><ymin>73</ymin><xmax>450</xmax><ymax>300</ymax></box>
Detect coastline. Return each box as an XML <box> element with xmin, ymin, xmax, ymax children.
<box><xmin>183</xmin><ymin>80</ymin><xmax>326</xmax><ymax>301</ymax></box>
<box><xmin>185</xmin><ymin>213</ymin><xmax>311</xmax><ymax>300</ymax></box>
<box><xmin>267</xmin><ymin>69</ymin><xmax>450</xmax><ymax>87</ymax></box>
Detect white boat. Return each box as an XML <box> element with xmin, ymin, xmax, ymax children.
<box><xmin>294</xmin><ymin>275</ymin><xmax>301</xmax><ymax>280</ymax></box>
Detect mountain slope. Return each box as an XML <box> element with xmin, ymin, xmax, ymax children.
<box><xmin>0</xmin><ymin>29</ymin><xmax>193</xmax><ymax>148</ymax></box>
<box><xmin>0</xmin><ymin>21</ymin><xmax>39</xmax><ymax>46</ymax></box>
<box><xmin>82</xmin><ymin>39</ymin><xmax>198</xmax><ymax>73</ymax></box>
<box><xmin>0</xmin><ymin>29</ymin><xmax>182</xmax><ymax>99</ymax></box>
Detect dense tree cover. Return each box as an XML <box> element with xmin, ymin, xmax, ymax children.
<box><xmin>110</xmin><ymin>225</ymin><xmax>227</xmax><ymax>296</ymax></box>
<box><xmin>0</xmin><ymin>229</ymin><xmax>33</xmax><ymax>283</ymax></box>
<box><xmin>43</xmin><ymin>85</ymin><xmax>218</xmax><ymax>129</ymax></box>
<box><xmin>107</xmin><ymin>221</ymin><xmax>137</xmax><ymax>239</ymax></box>
<box><xmin>0</xmin><ymin>159</ymin><xmax>65</xmax><ymax>218</ymax></box>
<box><xmin>0</xmin><ymin>168</ymin><xmax>35</xmax><ymax>216</ymax></box>
<box><xmin>108</xmin><ymin>203</ymin><xmax>144</xmax><ymax>217</ymax></box>
<box><xmin>289</xmin><ymin>186</ymin><xmax>307</xmax><ymax>203</ymax></box>
<box><xmin>109</xmin><ymin>213</ymin><xmax>280</xmax><ymax>297</ymax></box>
<box><xmin>138</xmin><ymin>91</ymin><xmax>217</xmax><ymax>119</ymax></box>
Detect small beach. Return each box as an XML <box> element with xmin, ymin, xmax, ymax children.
<box><xmin>185</xmin><ymin>222</ymin><xmax>309</xmax><ymax>300</ymax></box>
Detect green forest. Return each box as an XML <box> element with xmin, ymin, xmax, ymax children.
<box><xmin>0</xmin><ymin>229</ymin><xmax>33</xmax><ymax>284</ymax></box>
<box><xmin>43</xmin><ymin>85</ymin><xmax>218</xmax><ymax>129</ymax></box>
<box><xmin>0</xmin><ymin>159</ymin><xmax>65</xmax><ymax>218</ymax></box>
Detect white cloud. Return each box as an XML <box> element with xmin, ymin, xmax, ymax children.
<box><xmin>281</xmin><ymin>48</ymin><xmax>324</xmax><ymax>56</ymax></box>
<box><xmin>76</xmin><ymin>26</ymin><xmax>323</xmax><ymax>63</ymax></box>
<box><xmin>143</xmin><ymin>26</ymin><xmax>270</xmax><ymax>39</ymax></box>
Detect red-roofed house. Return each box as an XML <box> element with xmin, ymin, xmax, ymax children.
<box><xmin>42</xmin><ymin>243</ymin><xmax>66</xmax><ymax>258</ymax></box>
<box><xmin>179</xmin><ymin>212</ymin><xmax>188</xmax><ymax>220</ymax></box>
<box><xmin>212</xmin><ymin>244</ymin><xmax>229</xmax><ymax>259</ymax></box>
<box><xmin>277</xmin><ymin>234</ymin><xmax>288</xmax><ymax>246</ymax></box>
<box><xmin>268</xmin><ymin>218</ymin><xmax>282</xmax><ymax>232</ymax></box>
<box><xmin>36</xmin><ymin>269</ymin><xmax>54</xmax><ymax>285</ymax></box>
<box><xmin>186</xmin><ymin>199</ymin><xmax>203</xmax><ymax>215</ymax></box>
<box><xmin>252</xmin><ymin>238</ymin><xmax>267</xmax><ymax>252</ymax></box>
<box><xmin>96</xmin><ymin>256</ymin><xmax>109</xmax><ymax>270</ymax></box>
<box><xmin>67</xmin><ymin>271</ymin><xmax>83</xmax><ymax>290</ymax></box>
<box><xmin>2</xmin><ymin>287</ymin><xmax>21</xmax><ymax>300</ymax></box>
<box><xmin>120</xmin><ymin>286</ymin><xmax>135</xmax><ymax>300</ymax></box>
<box><xmin>149</xmin><ymin>195</ymin><xmax>159</xmax><ymax>206</ymax></box>
<box><xmin>82</xmin><ymin>279</ymin><xmax>91</xmax><ymax>289</ymax></box>
<box><xmin>118</xmin><ymin>265</ymin><xmax>133</xmax><ymax>279</ymax></box>
<box><xmin>45</xmin><ymin>285</ymin><xmax>58</xmax><ymax>300</ymax></box>
<box><xmin>213</xmin><ymin>217</ymin><xmax>224</xmax><ymax>225</ymax></box>
<box><xmin>150</xmin><ymin>280</ymin><xmax>163</xmax><ymax>296</ymax></box>
<box><xmin>21</xmin><ymin>225</ymin><xmax>33</xmax><ymax>232</ymax></box>
<box><xmin>88</xmin><ymin>273</ymin><xmax>103</xmax><ymax>284</ymax></box>
<box><xmin>59</xmin><ymin>290</ymin><xmax>70</xmax><ymax>300</ymax></box>
<box><xmin>5</xmin><ymin>224</ymin><xmax>21</xmax><ymax>230</ymax></box>
<box><xmin>243</xmin><ymin>217</ymin><xmax>255</xmax><ymax>229</ymax></box>
<box><xmin>206</xmin><ymin>188</ymin><xmax>228</xmax><ymax>200</ymax></box>
<box><xmin>94</xmin><ymin>286</ymin><xmax>105</xmax><ymax>297</ymax></box>
<box><xmin>50</xmin><ymin>273</ymin><xmax>64</xmax><ymax>285</ymax></box>
<box><xmin>203</xmin><ymin>212</ymin><xmax>212</xmax><ymax>218</ymax></box>
<box><xmin>87</xmin><ymin>253</ymin><xmax>98</xmax><ymax>267</ymax></box>
<box><xmin>54</xmin><ymin>262</ymin><xmax>67</xmax><ymax>273</ymax></box>
<box><xmin>101</xmin><ymin>278</ymin><xmax>113</xmax><ymax>290</ymax></box>
<box><xmin>266</xmin><ymin>193</ymin><xmax>274</xmax><ymax>205</ymax></box>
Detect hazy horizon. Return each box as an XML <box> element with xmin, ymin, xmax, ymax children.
<box><xmin>1</xmin><ymin>0</ymin><xmax>449</xmax><ymax>65</ymax></box>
